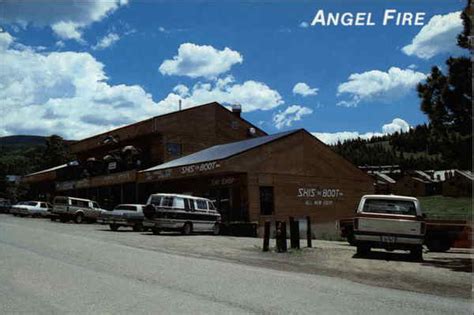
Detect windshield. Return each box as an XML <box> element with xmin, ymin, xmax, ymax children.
<box><xmin>362</xmin><ymin>199</ymin><xmax>416</xmax><ymax>216</ymax></box>
<box><xmin>18</xmin><ymin>201</ymin><xmax>37</xmax><ymax>206</ymax></box>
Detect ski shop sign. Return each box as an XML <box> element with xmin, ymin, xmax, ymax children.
<box><xmin>297</xmin><ymin>187</ymin><xmax>343</xmax><ymax>206</ymax></box>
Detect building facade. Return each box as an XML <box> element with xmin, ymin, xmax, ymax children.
<box><xmin>22</xmin><ymin>102</ymin><xmax>374</xmax><ymax>237</ymax></box>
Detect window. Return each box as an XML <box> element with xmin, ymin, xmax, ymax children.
<box><xmin>92</xmin><ymin>202</ymin><xmax>99</xmax><ymax>209</ymax></box>
<box><xmin>166</xmin><ymin>143</ymin><xmax>182</xmax><ymax>157</ymax></box>
<box><xmin>362</xmin><ymin>199</ymin><xmax>416</xmax><ymax>216</ymax></box>
<box><xmin>71</xmin><ymin>199</ymin><xmax>88</xmax><ymax>208</ymax></box>
<box><xmin>207</xmin><ymin>201</ymin><xmax>216</xmax><ymax>210</ymax></box>
<box><xmin>195</xmin><ymin>199</ymin><xmax>208</xmax><ymax>210</ymax></box>
<box><xmin>161</xmin><ymin>197</ymin><xmax>174</xmax><ymax>208</ymax></box>
<box><xmin>259</xmin><ymin>186</ymin><xmax>274</xmax><ymax>215</ymax></box>
<box><xmin>150</xmin><ymin>195</ymin><xmax>162</xmax><ymax>206</ymax></box>
<box><xmin>184</xmin><ymin>199</ymin><xmax>195</xmax><ymax>211</ymax></box>
<box><xmin>173</xmin><ymin>198</ymin><xmax>185</xmax><ymax>209</ymax></box>
<box><xmin>40</xmin><ymin>203</ymin><xmax>47</xmax><ymax>208</ymax></box>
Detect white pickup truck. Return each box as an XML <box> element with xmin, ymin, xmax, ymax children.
<box><xmin>352</xmin><ymin>195</ymin><xmax>426</xmax><ymax>261</ymax></box>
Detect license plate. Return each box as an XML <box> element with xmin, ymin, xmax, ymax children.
<box><xmin>381</xmin><ymin>235</ymin><xmax>396</xmax><ymax>244</ymax></box>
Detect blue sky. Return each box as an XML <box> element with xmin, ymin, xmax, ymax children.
<box><xmin>0</xmin><ymin>0</ymin><xmax>467</xmax><ymax>143</ymax></box>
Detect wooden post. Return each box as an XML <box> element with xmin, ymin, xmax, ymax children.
<box><xmin>306</xmin><ymin>216</ymin><xmax>312</xmax><ymax>248</ymax></box>
<box><xmin>262</xmin><ymin>221</ymin><xmax>270</xmax><ymax>252</ymax></box>
<box><xmin>276</xmin><ymin>221</ymin><xmax>287</xmax><ymax>252</ymax></box>
<box><xmin>290</xmin><ymin>217</ymin><xmax>300</xmax><ymax>249</ymax></box>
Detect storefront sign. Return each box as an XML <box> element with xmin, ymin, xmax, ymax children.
<box><xmin>297</xmin><ymin>187</ymin><xmax>343</xmax><ymax>198</ymax></box>
<box><xmin>210</xmin><ymin>176</ymin><xmax>236</xmax><ymax>186</ymax></box>
<box><xmin>180</xmin><ymin>161</ymin><xmax>220</xmax><ymax>175</ymax></box>
<box><xmin>297</xmin><ymin>187</ymin><xmax>343</xmax><ymax>206</ymax></box>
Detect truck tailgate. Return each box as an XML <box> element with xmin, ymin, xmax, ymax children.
<box><xmin>358</xmin><ymin>217</ymin><xmax>422</xmax><ymax>236</ymax></box>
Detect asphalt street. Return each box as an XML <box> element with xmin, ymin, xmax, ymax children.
<box><xmin>0</xmin><ymin>215</ymin><xmax>471</xmax><ymax>314</ymax></box>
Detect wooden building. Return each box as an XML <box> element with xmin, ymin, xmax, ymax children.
<box><xmin>443</xmin><ymin>170</ymin><xmax>473</xmax><ymax>197</ymax></box>
<box><xmin>23</xmin><ymin>102</ymin><xmax>266</xmax><ymax>207</ymax></box>
<box><xmin>137</xmin><ymin>129</ymin><xmax>374</xmax><ymax>237</ymax></box>
<box><xmin>22</xmin><ymin>102</ymin><xmax>374</xmax><ymax>237</ymax></box>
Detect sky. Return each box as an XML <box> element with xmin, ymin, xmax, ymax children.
<box><xmin>0</xmin><ymin>0</ymin><xmax>467</xmax><ymax>144</ymax></box>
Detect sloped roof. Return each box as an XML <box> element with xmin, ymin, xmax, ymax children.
<box><xmin>141</xmin><ymin>129</ymin><xmax>300</xmax><ymax>172</ymax></box>
<box><xmin>455</xmin><ymin>170</ymin><xmax>474</xmax><ymax>181</ymax></box>
<box><xmin>24</xmin><ymin>164</ymin><xmax>67</xmax><ymax>177</ymax></box>
<box><xmin>374</xmin><ymin>172</ymin><xmax>396</xmax><ymax>184</ymax></box>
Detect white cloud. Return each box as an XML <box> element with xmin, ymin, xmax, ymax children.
<box><xmin>402</xmin><ymin>11</ymin><xmax>463</xmax><ymax>59</ymax></box>
<box><xmin>0</xmin><ymin>0</ymin><xmax>127</xmax><ymax>41</ymax></box>
<box><xmin>92</xmin><ymin>32</ymin><xmax>120</xmax><ymax>50</ymax></box>
<box><xmin>312</xmin><ymin>118</ymin><xmax>410</xmax><ymax>145</ymax></box>
<box><xmin>382</xmin><ymin>118</ymin><xmax>410</xmax><ymax>134</ymax></box>
<box><xmin>51</xmin><ymin>21</ymin><xmax>84</xmax><ymax>42</ymax></box>
<box><xmin>157</xmin><ymin>76</ymin><xmax>283</xmax><ymax>112</ymax></box>
<box><xmin>299</xmin><ymin>22</ymin><xmax>309</xmax><ymax>28</ymax></box>
<box><xmin>0</xmin><ymin>31</ymin><xmax>164</xmax><ymax>139</ymax></box>
<box><xmin>337</xmin><ymin>67</ymin><xmax>426</xmax><ymax>107</ymax></box>
<box><xmin>159</xmin><ymin>43</ymin><xmax>243</xmax><ymax>79</ymax></box>
<box><xmin>292</xmin><ymin>82</ymin><xmax>318</xmax><ymax>97</ymax></box>
<box><xmin>273</xmin><ymin>105</ymin><xmax>313</xmax><ymax>129</ymax></box>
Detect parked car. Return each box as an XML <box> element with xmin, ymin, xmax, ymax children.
<box><xmin>0</xmin><ymin>198</ymin><xmax>11</xmax><ymax>213</ymax></box>
<box><xmin>98</xmin><ymin>204</ymin><xmax>145</xmax><ymax>231</ymax></box>
<box><xmin>52</xmin><ymin>196</ymin><xmax>107</xmax><ymax>223</ymax></box>
<box><xmin>9</xmin><ymin>201</ymin><xmax>52</xmax><ymax>217</ymax></box>
<box><xmin>142</xmin><ymin>193</ymin><xmax>221</xmax><ymax>235</ymax></box>
<box><xmin>338</xmin><ymin>195</ymin><xmax>425</xmax><ymax>261</ymax></box>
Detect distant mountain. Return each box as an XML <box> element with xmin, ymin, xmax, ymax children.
<box><xmin>0</xmin><ymin>135</ymin><xmax>47</xmax><ymax>147</ymax></box>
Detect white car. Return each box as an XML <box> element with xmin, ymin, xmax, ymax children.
<box><xmin>98</xmin><ymin>204</ymin><xmax>145</xmax><ymax>231</ymax></box>
<box><xmin>10</xmin><ymin>201</ymin><xmax>51</xmax><ymax>217</ymax></box>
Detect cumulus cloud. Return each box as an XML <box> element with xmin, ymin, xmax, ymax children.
<box><xmin>92</xmin><ymin>32</ymin><xmax>120</xmax><ymax>50</ymax></box>
<box><xmin>292</xmin><ymin>82</ymin><xmax>318</xmax><ymax>97</ymax></box>
<box><xmin>402</xmin><ymin>11</ymin><xmax>463</xmax><ymax>59</ymax></box>
<box><xmin>159</xmin><ymin>43</ymin><xmax>243</xmax><ymax>79</ymax></box>
<box><xmin>157</xmin><ymin>76</ymin><xmax>283</xmax><ymax>112</ymax></box>
<box><xmin>337</xmin><ymin>67</ymin><xmax>426</xmax><ymax>107</ymax></box>
<box><xmin>273</xmin><ymin>105</ymin><xmax>313</xmax><ymax>129</ymax></box>
<box><xmin>381</xmin><ymin>118</ymin><xmax>410</xmax><ymax>134</ymax></box>
<box><xmin>312</xmin><ymin>118</ymin><xmax>410</xmax><ymax>145</ymax></box>
<box><xmin>0</xmin><ymin>0</ymin><xmax>127</xmax><ymax>41</ymax></box>
<box><xmin>0</xmin><ymin>31</ymin><xmax>164</xmax><ymax>139</ymax></box>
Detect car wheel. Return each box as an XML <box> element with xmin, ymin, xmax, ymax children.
<box><xmin>152</xmin><ymin>227</ymin><xmax>161</xmax><ymax>235</ymax></box>
<box><xmin>74</xmin><ymin>213</ymin><xmax>84</xmax><ymax>224</ymax></box>
<box><xmin>356</xmin><ymin>244</ymin><xmax>370</xmax><ymax>256</ymax></box>
<box><xmin>133</xmin><ymin>224</ymin><xmax>143</xmax><ymax>232</ymax></box>
<box><xmin>409</xmin><ymin>246</ymin><xmax>423</xmax><ymax>262</ymax></box>
<box><xmin>109</xmin><ymin>224</ymin><xmax>119</xmax><ymax>231</ymax></box>
<box><xmin>182</xmin><ymin>222</ymin><xmax>192</xmax><ymax>235</ymax></box>
<box><xmin>212</xmin><ymin>223</ymin><xmax>220</xmax><ymax>235</ymax></box>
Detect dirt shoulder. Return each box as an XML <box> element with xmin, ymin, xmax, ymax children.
<box><xmin>107</xmin><ymin>231</ymin><xmax>472</xmax><ymax>299</ymax></box>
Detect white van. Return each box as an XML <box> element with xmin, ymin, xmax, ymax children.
<box><xmin>52</xmin><ymin>196</ymin><xmax>106</xmax><ymax>224</ymax></box>
<box><xmin>142</xmin><ymin>193</ymin><xmax>221</xmax><ymax>235</ymax></box>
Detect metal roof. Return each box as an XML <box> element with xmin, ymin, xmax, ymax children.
<box><xmin>142</xmin><ymin>129</ymin><xmax>300</xmax><ymax>172</ymax></box>
<box><xmin>25</xmin><ymin>164</ymin><xmax>68</xmax><ymax>177</ymax></box>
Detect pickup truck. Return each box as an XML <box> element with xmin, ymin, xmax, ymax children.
<box><xmin>52</xmin><ymin>196</ymin><xmax>107</xmax><ymax>223</ymax></box>
<box><xmin>339</xmin><ymin>195</ymin><xmax>426</xmax><ymax>260</ymax></box>
<box><xmin>338</xmin><ymin>195</ymin><xmax>470</xmax><ymax>254</ymax></box>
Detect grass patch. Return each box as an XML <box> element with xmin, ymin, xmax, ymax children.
<box><xmin>418</xmin><ymin>195</ymin><xmax>472</xmax><ymax>220</ymax></box>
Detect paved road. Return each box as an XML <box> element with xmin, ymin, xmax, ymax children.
<box><xmin>0</xmin><ymin>216</ymin><xmax>471</xmax><ymax>314</ymax></box>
